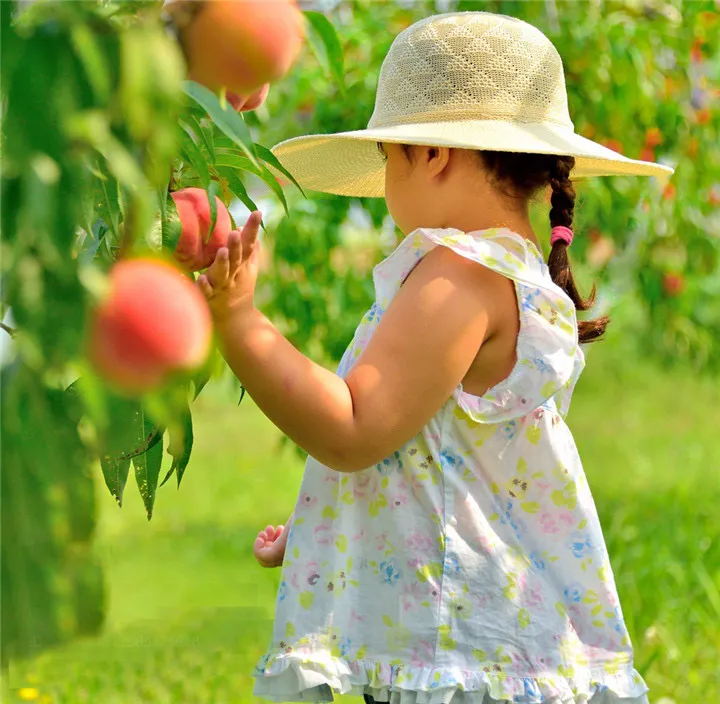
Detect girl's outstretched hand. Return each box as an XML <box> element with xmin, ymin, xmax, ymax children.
<box><xmin>254</xmin><ymin>518</ymin><xmax>292</xmax><ymax>568</ymax></box>
<box><xmin>197</xmin><ymin>210</ymin><xmax>263</xmax><ymax>322</ymax></box>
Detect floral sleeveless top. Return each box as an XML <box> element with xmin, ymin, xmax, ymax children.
<box><xmin>253</xmin><ymin>228</ymin><xmax>649</xmax><ymax>704</ymax></box>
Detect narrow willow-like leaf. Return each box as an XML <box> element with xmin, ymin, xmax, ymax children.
<box><xmin>179</xmin><ymin>121</ymin><xmax>210</xmax><ymax>189</ymax></box>
<box><xmin>214</xmin><ymin>152</ymin><xmax>287</xmax><ymax>215</ymax></box>
<box><xmin>160</xmin><ymin>185</ymin><xmax>182</xmax><ymax>252</ymax></box>
<box><xmin>183</xmin><ymin>81</ymin><xmax>259</xmax><ymax>167</ymax></box>
<box><xmin>254</xmin><ymin>143</ymin><xmax>306</xmax><ymax>198</ymax></box>
<box><xmin>192</xmin><ymin>367</ymin><xmax>212</xmax><ymax>401</ymax></box>
<box><xmin>215</xmin><ymin>166</ymin><xmax>264</xmax><ymax>231</ymax></box>
<box><xmin>183</xmin><ymin>112</ymin><xmax>216</xmax><ymax>164</ymax></box>
<box><xmin>257</xmin><ymin>163</ymin><xmax>289</xmax><ymax>216</ymax></box>
<box><xmin>100</xmin><ymin>456</ymin><xmax>130</xmax><ymax>507</ymax></box>
<box><xmin>133</xmin><ymin>412</ymin><xmax>163</xmax><ymax>521</ymax></box>
<box><xmin>70</xmin><ymin>23</ymin><xmax>111</xmax><ymax>102</ymax></box>
<box><xmin>303</xmin><ymin>11</ymin><xmax>346</xmax><ymax>94</ymax></box>
<box><xmin>174</xmin><ymin>407</ymin><xmax>194</xmax><ymax>488</ymax></box>
<box><xmin>207</xmin><ymin>180</ymin><xmax>223</xmax><ymax>240</ymax></box>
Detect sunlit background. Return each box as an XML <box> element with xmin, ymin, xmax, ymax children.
<box><xmin>2</xmin><ymin>1</ymin><xmax>718</xmax><ymax>703</ymax></box>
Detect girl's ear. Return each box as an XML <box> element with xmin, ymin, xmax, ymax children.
<box><xmin>426</xmin><ymin>146</ymin><xmax>451</xmax><ymax>178</ymax></box>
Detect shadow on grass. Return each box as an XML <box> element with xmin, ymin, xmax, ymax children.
<box><xmin>6</xmin><ymin>606</ymin><xmax>273</xmax><ymax>704</ymax></box>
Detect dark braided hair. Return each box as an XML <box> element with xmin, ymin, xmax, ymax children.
<box><xmin>381</xmin><ymin>143</ymin><xmax>609</xmax><ymax>343</ymax></box>
<box><xmin>544</xmin><ymin>155</ymin><xmax>609</xmax><ymax>342</ymax></box>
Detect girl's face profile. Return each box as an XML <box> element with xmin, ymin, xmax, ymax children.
<box><xmin>381</xmin><ymin>142</ymin><xmax>424</xmax><ymax>236</ymax></box>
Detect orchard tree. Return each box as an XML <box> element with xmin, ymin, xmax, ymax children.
<box><xmin>0</xmin><ymin>0</ymin><xmax>341</xmax><ymax>662</ymax></box>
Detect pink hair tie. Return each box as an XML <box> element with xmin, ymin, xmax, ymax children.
<box><xmin>550</xmin><ymin>225</ymin><xmax>574</xmax><ymax>247</ymax></box>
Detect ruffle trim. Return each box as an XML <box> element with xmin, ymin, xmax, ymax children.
<box><xmin>252</xmin><ymin>652</ymin><xmax>649</xmax><ymax>704</ymax></box>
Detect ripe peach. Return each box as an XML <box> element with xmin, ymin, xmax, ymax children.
<box><xmin>662</xmin><ymin>272</ymin><xmax>685</xmax><ymax>298</ymax></box>
<box><xmin>171</xmin><ymin>188</ymin><xmax>231</xmax><ymax>271</ymax></box>
<box><xmin>183</xmin><ymin>0</ymin><xmax>304</xmax><ymax>95</ymax></box>
<box><xmin>88</xmin><ymin>258</ymin><xmax>212</xmax><ymax>395</ymax></box>
<box><xmin>227</xmin><ymin>83</ymin><xmax>270</xmax><ymax>111</ymax></box>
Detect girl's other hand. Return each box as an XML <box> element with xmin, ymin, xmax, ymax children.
<box><xmin>197</xmin><ymin>210</ymin><xmax>263</xmax><ymax>323</ymax></box>
<box><xmin>253</xmin><ymin>522</ymin><xmax>290</xmax><ymax>568</ymax></box>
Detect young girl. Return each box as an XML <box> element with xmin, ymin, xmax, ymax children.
<box><xmin>197</xmin><ymin>11</ymin><xmax>672</xmax><ymax>704</ymax></box>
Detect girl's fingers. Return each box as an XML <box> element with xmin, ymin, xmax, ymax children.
<box><xmin>207</xmin><ymin>247</ymin><xmax>230</xmax><ymax>287</ymax></box>
<box><xmin>241</xmin><ymin>211</ymin><xmax>262</xmax><ymax>262</ymax></box>
<box><xmin>197</xmin><ymin>274</ymin><xmax>214</xmax><ymax>299</ymax></box>
<box><xmin>228</xmin><ymin>230</ymin><xmax>242</xmax><ymax>272</ymax></box>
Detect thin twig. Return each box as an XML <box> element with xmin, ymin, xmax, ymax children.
<box><xmin>1</xmin><ymin>322</ymin><xmax>16</xmax><ymax>337</ymax></box>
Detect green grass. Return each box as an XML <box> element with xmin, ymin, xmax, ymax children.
<box><xmin>4</xmin><ymin>347</ymin><xmax>719</xmax><ymax>704</ymax></box>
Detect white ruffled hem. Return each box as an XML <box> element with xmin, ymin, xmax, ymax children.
<box><xmin>252</xmin><ymin>652</ymin><xmax>650</xmax><ymax>704</ymax></box>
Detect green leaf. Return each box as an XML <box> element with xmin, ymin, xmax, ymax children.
<box><xmin>133</xmin><ymin>413</ymin><xmax>163</xmax><ymax>521</ymax></box>
<box><xmin>257</xmin><ymin>163</ymin><xmax>289</xmax><ymax>216</ymax></box>
<box><xmin>216</xmin><ymin>149</ymin><xmax>290</xmax><ymax>216</ymax></box>
<box><xmin>100</xmin><ymin>456</ymin><xmax>131</xmax><ymax>507</ymax></box>
<box><xmin>207</xmin><ymin>181</ymin><xmax>223</xmax><ymax>240</ymax></box>
<box><xmin>214</xmin><ymin>151</ymin><xmax>261</xmax><ymax>175</ymax></box>
<box><xmin>303</xmin><ymin>11</ymin><xmax>345</xmax><ymax>95</ymax></box>
<box><xmin>214</xmin><ymin>166</ymin><xmax>264</xmax><ymax>232</ymax></box>
<box><xmin>183</xmin><ymin>112</ymin><xmax>216</xmax><ymax>164</ymax></box>
<box><xmin>253</xmin><ymin>143</ymin><xmax>306</xmax><ymax>198</ymax></box>
<box><xmin>192</xmin><ymin>367</ymin><xmax>212</xmax><ymax>401</ymax></box>
<box><xmin>213</xmin><ymin>149</ymin><xmax>288</xmax><ymax>214</ymax></box>
<box><xmin>100</xmin><ymin>395</ymin><xmax>142</xmax><ymax>460</ymax></box>
<box><xmin>179</xmin><ymin>121</ymin><xmax>210</xmax><ymax>189</ymax></box>
<box><xmin>157</xmin><ymin>183</ymin><xmax>168</xmax><ymax>222</ymax></box>
<box><xmin>173</xmin><ymin>405</ymin><xmax>194</xmax><ymax>488</ymax></box>
<box><xmin>70</xmin><ymin>23</ymin><xmax>111</xmax><ymax>103</ymax></box>
<box><xmin>183</xmin><ymin>81</ymin><xmax>259</xmax><ymax>167</ymax></box>
<box><xmin>161</xmin><ymin>188</ymin><xmax>182</xmax><ymax>252</ymax></box>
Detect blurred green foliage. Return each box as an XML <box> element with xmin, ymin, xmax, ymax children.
<box><xmin>252</xmin><ymin>0</ymin><xmax>719</xmax><ymax>369</ymax></box>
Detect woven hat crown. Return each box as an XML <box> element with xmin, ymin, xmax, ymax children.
<box><xmin>368</xmin><ymin>12</ymin><xmax>573</xmax><ymax>131</ymax></box>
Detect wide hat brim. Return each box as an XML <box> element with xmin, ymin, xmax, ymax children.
<box><xmin>270</xmin><ymin>119</ymin><xmax>674</xmax><ymax>198</ymax></box>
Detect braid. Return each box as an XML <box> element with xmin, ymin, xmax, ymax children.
<box><xmin>547</xmin><ymin>157</ymin><xmax>608</xmax><ymax>343</ymax></box>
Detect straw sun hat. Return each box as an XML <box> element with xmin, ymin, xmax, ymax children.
<box><xmin>271</xmin><ymin>11</ymin><xmax>674</xmax><ymax>197</ymax></box>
